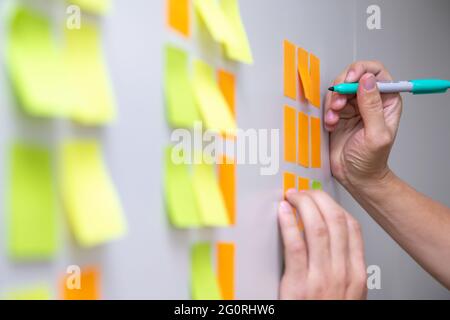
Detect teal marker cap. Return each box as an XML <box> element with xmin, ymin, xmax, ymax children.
<box><xmin>331</xmin><ymin>83</ymin><xmax>359</xmax><ymax>95</ymax></box>
<box><xmin>410</xmin><ymin>79</ymin><xmax>450</xmax><ymax>95</ymax></box>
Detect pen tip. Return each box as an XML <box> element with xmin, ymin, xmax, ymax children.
<box><xmin>328</xmin><ymin>87</ymin><xmax>335</xmax><ymax>92</ymax></box>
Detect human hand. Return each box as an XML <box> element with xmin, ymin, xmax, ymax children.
<box><xmin>324</xmin><ymin>61</ymin><xmax>403</xmax><ymax>188</ymax></box>
<box><xmin>279</xmin><ymin>190</ymin><xmax>367</xmax><ymax>300</ymax></box>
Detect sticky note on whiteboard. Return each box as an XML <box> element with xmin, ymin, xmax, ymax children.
<box><xmin>9</xmin><ymin>143</ymin><xmax>57</xmax><ymax>260</ymax></box>
<box><xmin>69</xmin><ymin>0</ymin><xmax>111</xmax><ymax>15</ymax></box>
<box><xmin>167</xmin><ymin>0</ymin><xmax>190</xmax><ymax>37</ymax></box>
<box><xmin>60</xmin><ymin>140</ymin><xmax>126</xmax><ymax>247</ymax></box>
<box><xmin>191</xmin><ymin>243</ymin><xmax>222</xmax><ymax>300</ymax></box>
<box><xmin>194</xmin><ymin>0</ymin><xmax>232</xmax><ymax>43</ymax></box>
<box><xmin>4</xmin><ymin>284</ymin><xmax>52</xmax><ymax>300</ymax></box>
<box><xmin>61</xmin><ymin>266</ymin><xmax>100</xmax><ymax>300</ymax></box>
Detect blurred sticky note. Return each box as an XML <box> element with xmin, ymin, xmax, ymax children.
<box><xmin>283</xmin><ymin>40</ymin><xmax>296</xmax><ymax>100</ymax></box>
<box><xmin>217</xmin><ymin>242</ymin><xmax>235</xmax><ymax>300</ymax></box>
<box><xmin>164</xmin><ymin>146</ymin><xmax>202</xmax><ymax>228</ymax></box>
<box><xmin>220</xmin><ymin>0</ymin><xmax>253</xmax><ymax>64</ymax></box>
<box><xmin>311</xmin><ymin>116</ymin><xmax>321</xmax><ymax>168</ymax></box>
<box><xmin>217</xmin><ymin>69</ymin><xmax>236</xmax><ymax>118</ymax></box>
<box><xmin>9</xmin><ymin>143</ymin><xmax>56</xmax><ymax>260</ymax></box>
<box><xmin>167</xmin><ymin>0</ymin><xmax>190</xmax><ymax>37</ymax></box>
<box><xmin>194</xmin><ymin>0</ymin><xmax>231</xmax><ymax>43</ymax></box>
<box><xmin>284</xmin><ymin>105</ymin><xmax>296</xmax><ymax>163</ymax></box>
<box><xmin>191</xmin><ymin>243</ymin><xmax>222</xmax><ymax>300</ymax></box>
<box><xmin>298</xmin><ymin>176</ymin><xmax>309</xmax><ymax>191</ymax></box>
<box><xmin>298</xmin><ymin>111</ymin><xmax>309</xmax><ymax>167</ymax></box>
<box><xmin>298</xmin><ymin>47</ymin><xmax>321</xmax><ymax>108</ymax></box>
<box><xmin>192</xmin><ymin>60</ymin><xmax>236</xmax><ymax>135</ymax></box>
<box><xmin>164</xmin><ymin>45</ymin><xmax>201</xmax><ymax>128</ymax></box>
<box><xmin>283</xmin><ymin>172</ymin><xmax>295</xmax><ymax>200</ymax></box>
<box><xmin>312</xmin><ymin>180</ymin><xmax>323</xmax><ymax>190</ymax></box>
<box><xmin>5</xmin><ymin>284</ymin><xmax>52</xmax><ymax>300</ymax></box>
<box><xmin>69</xmin><ymin>0</ymin><xmax>111</xmax><ymax>15</ymax></box>
<box><xmin>6</xmin><ymin>6</ymin><xmax>69</xmax><ymax>117</ymax></box>
<box><xmin>218</xmin><ymin>155</ymin><xmax>236</xmax><ymax>225</ymax></box>
<box><xmin>61</xmin><ymin>266</ymin><xmax>100</xmax><ymax>300</ymax></box>
<box><xmin>64</xmin><ymin>23</ymin><xmax>116</xmax><ymax>125</ymax></box>
<box><xmin>192</xmin><ymin>157</ymin><xmax>230</xmax><ymax>227</ymax></box>
<box><xmin>60</xmin><ymin>140</ymin><xmax>126</xmax><ymax>247</ymax></box>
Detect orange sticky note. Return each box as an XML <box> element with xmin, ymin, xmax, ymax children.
<box><xmin>217</xmin><ymin>242</ymin><xmax>235</xmax><ymax>300</ymax></box>
<box><xmin>283</xmin><ymin>40</ymin><xmax>296</xmax><ymax>100</ymax></box>
<box><xmin>167</xmin><ymin>0</ymin><xmax>190</xmax><ymax>37</ymax></box>
<box><xmin>218</xmin><ymin>69</ymin><xmax>236</xmax><ymax>118</ymax></box>
<box><xmin>284</xmin><ymin>105</ymin><xmax>296</xmax><ymax>163</ymax></box>
<box><xmin>61</xmin><ymin>266</ymin><xmax>100</xmax><ymax>300</ymax></box>
<box><xmin>298</xmin><ymin>47</ymin><xmax>321</xmax><ymax>108</ymax></box>
<box><xmin>218</xmin><ymin>155</ymin><xmax>236</xmax><ymax>225</ymax></box>
<box><xmin>283</xmin><ymin>172</ymin><xmax>295</xmax><ymax>200</ymax></box>
<box><xmin>311</xmin><ymin>116</ymin><xmax>321</xmax><ymax>168</ymax></box>
<box><xmin>298</xmin><ymin>111</ymin><xmax>309</xmax><ymax>167</ymax></box>
<box><xmin>298</xmin><ymin>176</ymin><xmax>309</xmax><ymax>191</ymax></box>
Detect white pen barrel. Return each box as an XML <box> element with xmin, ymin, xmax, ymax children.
<box><xmin>377</xmin><ymin>81</ymin><xmax>413</xmax><ymax>93</ymax></box>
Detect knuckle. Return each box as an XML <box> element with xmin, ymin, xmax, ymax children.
<box><xmin>311</xmin><ymin>225</ymin><xmax>329</xmax><ymax>239</ymax></box>
<box><xmin>286</xmin><ymin>240</ymin><xmax>306</xmax><ymax>257</ymax></box>
<box><xmin>367</xmin><ymin>131</ymin><xmax>392</xmax><ymax>150</ymax></box>
<box><xmin>370</xmin><ymin>60</ymin><xmax>385</xmax><ymax>69</ymax></box>
<box><xmin>330</xmin><ymin>210</ymin><xmax>347</xmax><ymax>225</ymax></box>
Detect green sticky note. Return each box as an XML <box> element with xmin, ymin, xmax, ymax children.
<box><xmin>4</xmin><ymin>284</ymin><xmax>52</xmax><ymax>300</ymax></box>
<box><xmin>64</xmin><ymin>22</ymin><xmax>116</xmax><ymax>125</ymax></box>
<box><xmin>191</xmin><ymin>243</ymin><xmax>222</xmax><ymax>300</ymax></box>
<box><xmin>69</xmin><ymin>0</ymin><xmax>111</xmax><ymax>15</ymax></box>
<box><xmin>164</xmin><ymin>45</ymin><xmax>201</xmax><ymax>128</ymax></box>
<box><xmin>194</xmin><ymin>0</ymin><xmax>232</xmax><ymax>43</ymax></box>
<box><xmin>164</xmin><ymin>146</ymin><xmax>202</xmax><ymax>228</ymax></box>
<box><xmin>9</xmin><ymin>143</ymin><xmax>57</xmax><ymax>260</ymax></box>
<box><xmin>220</xmin><ymin>0</ymin><xmax>253</xmax><ymax>64</ymax></box>
<box><xmin>192</xmin><ymin>60</ymin><xmax>236</xmax><ymax>135</ymax></box>
<box><xmin>312</xmin><ymin>180</ymin><xmax>323</xmax><ymax>190</ymax></box>
<box><xmin>60</xmin><ymin>140</ymin><xmax>126</xmax><ymax>247</ymax></box>
<box><xmin>6</xmin><ymin>6</ymin><xmax>71</xmax><ymax>117</ymax></box>
<box><xmin>192</xmin><ymin>156</ymin><xmax>230</xmax><ymax>227</ymax></box>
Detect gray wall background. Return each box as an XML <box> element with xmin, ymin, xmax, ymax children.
<box><xmin>0</xmin><ymin>0</ymin><xmax>448</xmax><ymax>299</ymax></box>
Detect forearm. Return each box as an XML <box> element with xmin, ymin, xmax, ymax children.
<box><xmin>343</xmin><ymin>170</ymin><xmax>450</xmax><ymax>289</ymax></box>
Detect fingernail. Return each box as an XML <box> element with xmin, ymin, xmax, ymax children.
<box><xmin>363</xmin><ymin>74</ymin><xmax>376</xmax><ymax>91</ymax></box>
<box><xmin>326</xmin><ymin>110</ymin><xmax>336</xmax><ymax>123</ymax></box>
<box><xmin>346</xmin><ymin>70</ymin><xmax>355</xmax><ymax>82</ymax></box>
<box><xmin>279</xmin><ymin>201</ymin><xmax>292</xmax><ymax>215</ymax></box>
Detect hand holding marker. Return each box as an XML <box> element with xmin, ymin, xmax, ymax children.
<box><xmin>329</xmin><ymin>79</ymin><xmax>450</xmax><ymax>95</ymax></box>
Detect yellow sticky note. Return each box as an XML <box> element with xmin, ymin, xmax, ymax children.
<box><xmin>192</xmin><ymin>156</ymin><xmax>230</xmax><ymax>227</ymax></box>
<box><xmin>9</xmin><ymin>143</ymin><xmax>57</xmax><ymax>260</ymax></box>
<box><xmin>298</xmin><ymin>47</ymin><xmax>321</xmax><ymax>108</ymax></box>
<box><xmin>164</xmin><ymin>146</ymin><xmax>203</xmax><ymax>228</ymax></box>
<box><xmin>283</xmin><ymin>40</ymin><xmax>296</xmax><ymax>100</ymax></box>
<box><xmin>220</xmin><ymin>0</ymin><xmax>253</xmax><ymax>64</ymax></box>
<box><xmin>61</xmin><ymin>266</ymin><xmax>100</xmax><ymax>300</ymax></box>
<box><xmin>298</xmin><ymin>111</ymin><xmax>309</xmax><ymax>167</ymax></box>
<box><xmin>4</xmin><ymin>284</ymin><xmax>52</xmax><ymax>300</ymax></box>
<box><xmin>191</xmin><ymin>243</ymin><xmax>222</xmax><ymax>300</ymax></box>
<box><xmin>64</xmin><ymin>23</ymin><xmax>116</xmax><ymax>125</ymax></box>
<box><xmin>298</xmin><ymin>176</ymin><xmax>310</xmax><ymax>191</ymax></box>
<box><xmin>167</xmin><ymin>0</ymin><xmax>190</xmax><ymax>37</ymax></box>
<box><xmin>194</xmin><ymin>0</ymin><xmax>232</xmax><ymax>43</ymax></box>
<box><xmin>6</xmin><ymin>6</ymin><xmax>70</xmax><ymax>117</ymax></box>
<box><xmin>164</xmin><ymin>45</ymin><xmax>201</xmax><ymax>128</ymax></box>
<box><xmin>284</xmin><ymin>105</ymin><xmax>296</xmax><ymax>163</ymax></box>
<box><xmin>192</xmin><ymin>60</ymin><xmax>236</xmax><ymax>135</ymax></box>
<box><xmin>60</xmin><ymin>140</ymin><xmax>126</xmax><ymax>247</ymax></box>
<box><xmin>217</xmin><ymin>242</ymin><xmax>235</xmax><ymax>300</ymax></box>
<box><xmin>311</xmin><ymin>116</ymin><xmax>322</xmax><ymax>168</ymax></box>
<box><xmin>69</xmin><ymin>0</ymin><xmax>111</xmax><ymax>15</ymax></box>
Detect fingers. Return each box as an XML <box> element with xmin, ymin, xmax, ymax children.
<box><xmin>324</xmin><ymin>69</ymin><xmax>349</xmax><ymax>130</ymax></box>
<box><xmin>346</xmin><ymin>60</ymin><xmax>393</xmax><ymax>82</ymax></box>
<box><xmin>357</xmin><ymin>73</ymin><xmax>387</xmax><ymax>139</ymax></box>
<box><xmin>278</xmin><ymin>201</ymin><xmax>307</xmax><ymax>276</ymax></box>
<box><xmin>286</xmin><ymin>190</ymin><xmax>330</xmax><ymax>272</ymax></box>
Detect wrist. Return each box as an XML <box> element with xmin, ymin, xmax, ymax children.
<box><xmin>340</xmin><ymin>167</ymin><xmax>398</xmax><ymax>196</ymax></box>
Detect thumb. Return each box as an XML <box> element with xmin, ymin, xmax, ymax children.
<box><xmin>357</xmin><ymin>73</ymin><xmax>386</xmax><ymax>138</ymax></box>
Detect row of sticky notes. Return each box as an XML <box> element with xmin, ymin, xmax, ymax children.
<box><xmin>284</xmin><ymin>105</ymin><xmax>321</xmax><ymax>168</ymax></box>
<box><xmin>3</xmin><ymin>266</ymin><xmax>101</xmax><ymax>300</ymax></box>
<box><xmin>191</xmin><ymin>242</ymin><xmax>235</xmax><ymax>300</ymax></box>
<box><xmin>164</xmin><ymin>146</ymin><xmax>235</xmax><ymax>228</ymax></box>
<box><xmin>283</xmin><ymin>172</ymin><xmax>322</xmax><ymax>195</ymax></box>
<box><xmin>167</xmin><ymin>0</ymin><xmax>253</xmax><ymax>64</ymax></box>
<box><xmin>164</xmin><ymin>44</ymin><xmax>236</xmax><ymax>134</ymax></box>
<box><xmin>8</xmin><ymin>140</ymin><xmax>126</xmax><ymax>260</ymax></box>
<box><xmin>283</xmin><ymin>40</ymin><xmax>321</xmax><ymax>108</ymax></box>
<box><xmin>6</xmin><ymin>5</ymin><xmax>115</xmax><ymax>125</ymax></box>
